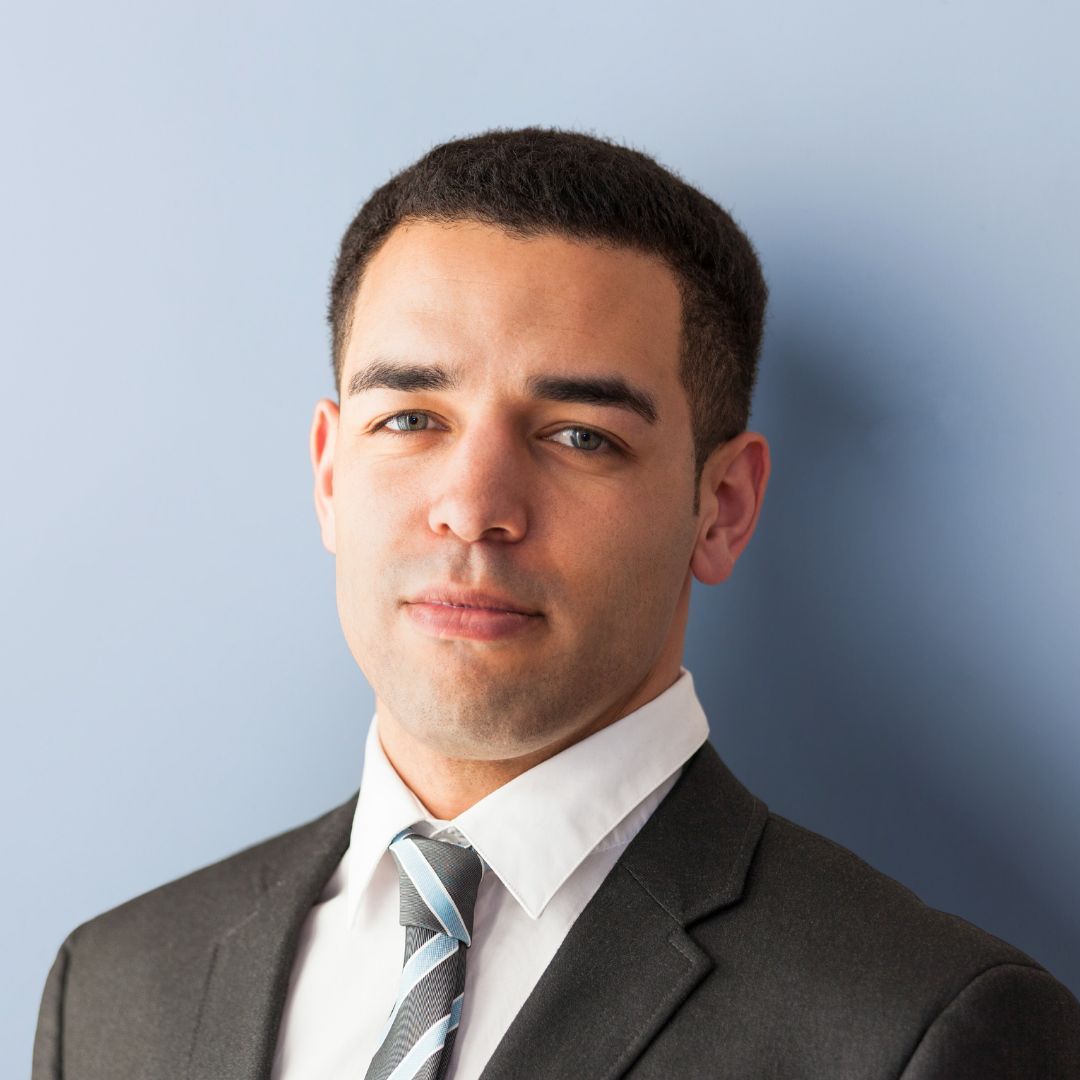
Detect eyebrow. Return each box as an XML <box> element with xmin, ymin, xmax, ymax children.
<box><xmin>347</xmin><ymin>359</ymin><xmax>659</xmax><ymax>425</ymax></box>
<box><xmin>347</xmin><ymin>360</ymin><xmax>460</xmax><ymax>396</ymax></box>
<box><xmin>526</xmin><ymin>374</ymin><xmax>659</xmax><ymax>424</ymax></box>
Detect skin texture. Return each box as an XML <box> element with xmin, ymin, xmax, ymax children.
<box><xmin>310</xmin><ymin>219</ymin><xmax>770</xmax><ymax>818</ymax></box>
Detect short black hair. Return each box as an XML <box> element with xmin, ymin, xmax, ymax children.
<box><xmin>328</xmin><ymin>126</ymin><xmax>767</xmax><ymax>478</ymax></box>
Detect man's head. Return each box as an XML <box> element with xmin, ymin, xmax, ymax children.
<box><xmin>310</xmin><ymin>127</ymin><xmax>770</xmax><ymax>777</ymax></box>
<box><xmin>328</xmin><ymin>127</ymin><xmax>768</xmax><ymax>486</ymax></box>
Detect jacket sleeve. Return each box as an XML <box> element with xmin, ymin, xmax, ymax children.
<box><xmin>899</xmin><ymin>962</ymin><xmax>1080</xmax><ymax>1079</ymax></box>
<box><xmin>32</xmin><ymin>937</ymin><xmax>71</xmax><ymax>1080</ymax></box>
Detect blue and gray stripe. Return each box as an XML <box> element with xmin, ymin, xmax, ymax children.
<box><xmin>364</xmin><ymin>831</ymin><xmax>486</xmax><ymax>1080</ymax></box>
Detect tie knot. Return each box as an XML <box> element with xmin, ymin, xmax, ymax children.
<box><xmin>388</xmin><ymin>829</ymin><xmax>486</xmax><ymax>946</ymax></box>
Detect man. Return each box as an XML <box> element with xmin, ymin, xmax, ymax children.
<box><xmin>33</xmin><ymin>127</ymin><xmax>1080</xmax><ymax>1079</ymax></box>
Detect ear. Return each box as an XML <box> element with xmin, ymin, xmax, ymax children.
<box><xmin>690</xmin><ymin>431</ymin><xmax>770</xmax><ymax>586</ymax></box>
<box><xmin>310</xmin><ymin>398</ymin><xmax>340</xmax><ymax>555</ymax></box>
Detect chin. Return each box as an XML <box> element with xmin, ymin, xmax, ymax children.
<box><xmin>402</xmin><ymin>712</ymin><xmax>556</xmax><ymax>763</ymax></box>
<box><xmin>385</xmin><ymin>673</ymin><xmax>582</xmax><ymax>762</ymax></box>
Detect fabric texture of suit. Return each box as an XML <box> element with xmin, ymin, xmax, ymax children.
<box><xmin>33</xmin><ymin>741</ymin><xmax>1080</xmax><ymax>1079</ymax></box>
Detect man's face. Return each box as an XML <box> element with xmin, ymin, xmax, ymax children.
<box><xmin>314</xmin><ymin>219</ymin><xmax>705</xmax><ymax>763</ymax></box>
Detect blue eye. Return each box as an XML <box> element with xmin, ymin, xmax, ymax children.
<box><xmin>385</xmin><ymin>412</ymin><xmax>430</xmax><ymax>432</ymax></box>
<box><xmin>552</xmin><ymin>427</ymin><xmax>610</xmax><ymax>452</ymax></box>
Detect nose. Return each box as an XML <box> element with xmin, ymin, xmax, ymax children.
<box><xmin>426</xmin><ymin>422</ymin><xmax>529</xmax><ymax>544</ymax></box>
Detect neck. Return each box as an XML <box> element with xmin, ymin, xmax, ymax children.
<box><xmin>375</xmin><ymin>717</ymin><xmax>558</xmax><ymax>820</ymax></box>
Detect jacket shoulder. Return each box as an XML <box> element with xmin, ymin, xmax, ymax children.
<box><xmin>654</xmin><ymin>809</ymin><xmax>1080</xmax><ymax>1077</ymax></box>
<box><xmin>61</xmin><ymin>792</ymin><xmax>358</xmax><ymax>960</ymax></box>
<box><xmin>753</xmin><ymin>811</ymin><xmax>1039</xmax><ymax>974</ymax></box>
<box><xmin>35</xmin><ymin>795</ymin><xmax>357</xmax><ymax>1078</ymax></box>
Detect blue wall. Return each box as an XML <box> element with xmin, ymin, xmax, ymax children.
<box><xmin>3</xmin><ymin>1</ymin><xmax>1077</xmax><ymax>1071</ymax></box>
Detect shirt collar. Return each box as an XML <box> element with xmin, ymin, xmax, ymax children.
<box><xmin>344</xmin><ymin>667</ymin><xmax>709</xmax><ymax>925</ymax></box>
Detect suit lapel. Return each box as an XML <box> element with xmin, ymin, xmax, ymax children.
<box><xmin>180</xmin><ymin>742</ymin><xmax>765</xmax><ymax>1080</ymax></box>
<box><xmin>479</xmin><ymin>741</ymin><xmax>767</xmax><ymax>1080</ymax></box>
<box><xmin>186</xmin><ymin>793</ymin><xmax>358</xmax><ymax>1080</ymax></box>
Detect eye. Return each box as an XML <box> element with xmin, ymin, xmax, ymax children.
<box><xmin>381</xmin><ymin>411</ymin><xmax>433</xmax><ymax>433</ymax></box>
<box><xmin>548</xmin><ymin>426</ymin><xmax>612</xmax><ymax>453</ymax></box>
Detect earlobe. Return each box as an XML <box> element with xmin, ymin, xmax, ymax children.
<box><xmin>690</xmin><ymin>432</ymin><xmax>770</xmax><ymax>587</ymax></box>
<box><xmin>310</xmin><ymin>399</ymin><xmax>340</xmax><ymax>555</ymax></box>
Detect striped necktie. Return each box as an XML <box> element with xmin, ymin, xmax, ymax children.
<box><xmin>364</xmin><ymin>827</ymin><xmax>487</xmax><ymax>1080</ymax></box>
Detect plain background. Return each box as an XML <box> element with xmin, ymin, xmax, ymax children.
<box><xmin>3</xmin><ymin>1</ymin><xmax>1078</xmax><ymax>1072</ymax></box>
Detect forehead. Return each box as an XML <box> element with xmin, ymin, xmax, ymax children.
<box><xmin>343</xmin><ymin>219</ymin><xmax>684</xmax><ymax>388</ymax></box>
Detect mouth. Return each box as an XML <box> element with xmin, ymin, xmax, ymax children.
<box><xmin>402</xmin><ymin>587</ymin><xmax>542</xmax><ymax>642</ymax></box>
<box><xmin>405</xmin><ymin>587</ymin><xmax>540</xmax><ymax>616</ymax></box>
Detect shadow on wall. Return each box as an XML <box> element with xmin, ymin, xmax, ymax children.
<box><xmin>683</xmin><ymin>259</ymin><xmax>1080</xmax><ymax>997</ymax></box>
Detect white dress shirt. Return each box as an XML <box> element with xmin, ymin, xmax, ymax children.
<box><xmin>271</xmin><ymin>668</ymin><xmax>710</xmax><ymax>1080</ymax></box>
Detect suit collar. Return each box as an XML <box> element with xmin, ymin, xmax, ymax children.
<box><xmin>618</xmin><ymin>737</ymin><xmax>767</xmax><ymax>924</ymax></box>
<box><xmin>186</xmin><ymin>793</ymin><xmax>358</xmax><ymax>1080</ymax></box>
<box><xmin>478</xmin><ymin>740</ymin><xmax>768</xmax><ymax>1080</ymax></box>
<box><xmin>184</xmin><ymin>739</ymin><xmax>765</xmax><ymax>1080</ymax></box>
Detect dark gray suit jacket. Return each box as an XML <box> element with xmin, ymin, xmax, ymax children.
<box><xmin>33</xmin><ymin>742</ymin><xmax>1080</xmax><ymax>1079</ymax></box>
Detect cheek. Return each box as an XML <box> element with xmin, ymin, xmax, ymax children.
<box><xmin>336</xmin><ymin>459</ymin><xmax>423</xmax><ymax>547</ymax></box>
<box><xmin>332</xmin><ymin>470</ymin><xmax>415</xmax><ymax>611</ymax></box>
<box><xmin>551</xmin><ymin>484</ymin><xmax>693</xmax><ymax>597</ymax></box>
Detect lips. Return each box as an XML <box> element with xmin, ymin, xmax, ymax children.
<box><xmin>402</xmin><ymin>586</ymin><xmax>542</xmax><ymax>642</ymax></box>
<box><xmin>404</xmin><ymin>587</ymin><xmax>539</xmax><ymax>616</ymax></box>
